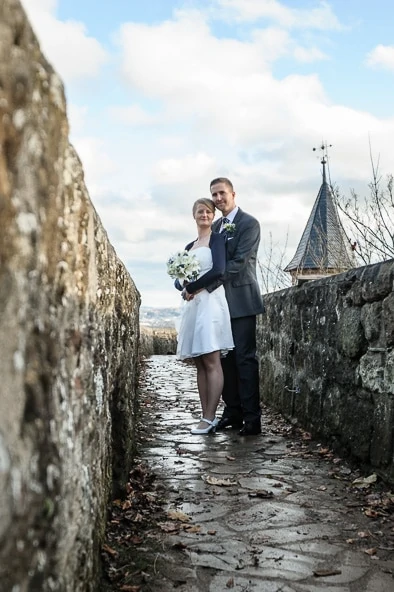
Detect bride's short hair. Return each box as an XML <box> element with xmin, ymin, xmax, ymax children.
<box><xmin>192</xmin><ymin>198</ymin><xmax>216</xmax><ymax>215</ymax></box>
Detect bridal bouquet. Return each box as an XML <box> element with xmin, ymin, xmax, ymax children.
<box><xmin>166</xmin><ymin>250</ymin><xmax>200</xmax><ymax>282</ymax></box>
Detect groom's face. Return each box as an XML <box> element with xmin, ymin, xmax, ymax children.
<box><xmin>210</xmin><ymin>182</ymin><xmax>236</xmax><ymax>216</ymax></box>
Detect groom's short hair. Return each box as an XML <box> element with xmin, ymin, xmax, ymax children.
<box><xmin>210</xmin><ymin>177</ymin><xmax>234</xmax><ymax>191</ymax></box>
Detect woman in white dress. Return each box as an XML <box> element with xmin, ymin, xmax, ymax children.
<box><xmin>175</xmin><ymin>198</ymin><xmax>234</xmax><ymax>434</ymax></box>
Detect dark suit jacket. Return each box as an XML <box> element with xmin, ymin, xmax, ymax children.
<box><xmin>174</xmin><ymin>232</ymin><xmax>226</xmax><ymax>294</ymax></box>
<box><xmin>208</xmin><ymin>208</ymin><xmax>264</xmax><ymax>318</ymax></box>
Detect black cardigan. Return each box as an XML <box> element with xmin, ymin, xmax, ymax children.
<box><xmin>174</xmin><ymin>232</ymin><xmax>226</xmax><ymax>294</ymax></box>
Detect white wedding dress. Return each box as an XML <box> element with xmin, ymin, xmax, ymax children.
<box><xmin>176</xmin><ymin>247</ymin><xmax>234</xmax><ymax>360</ymax></box>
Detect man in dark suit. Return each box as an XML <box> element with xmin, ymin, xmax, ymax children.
<box><xmin>209</xmin><ymin>177</ymin><xmax>264</xmax><ymax>436</ymax></box>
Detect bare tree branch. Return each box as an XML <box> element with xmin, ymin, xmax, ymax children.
<box><xmin>334</xmin><ymin>150</ymin><xmax>394</xmax><ymax>265</ymax></box>
<box><xmin>258</xmin><ymin>231</ymin><xmax>292</xmax><ymax>294</ymax></box>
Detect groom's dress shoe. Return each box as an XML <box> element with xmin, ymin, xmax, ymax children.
<box><xmin>239</xmin><ymin>421</ymin><xmax>261</xmax><ymax>436</ymax></box>
<box><xmin>215</xmin><ymin>417</ymin><xmax>243</xmax><ymax>431</ymax></box>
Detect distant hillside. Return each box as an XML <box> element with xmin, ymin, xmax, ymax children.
<box><xmin>140</xmin><ymin>306</ymin><xmax>179</xmax><ymax>328</ymax></box>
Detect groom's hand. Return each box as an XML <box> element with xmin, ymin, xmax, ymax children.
<box><xmin>182</xmin><ymin>288</ymin><xmax>194</xmax><ymax>301</ymax></box>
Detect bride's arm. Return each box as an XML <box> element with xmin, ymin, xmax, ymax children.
<box><xmin>184</xmin><ymin>233</ymin><xmax>225</xmax><ymax>295</ymax></box>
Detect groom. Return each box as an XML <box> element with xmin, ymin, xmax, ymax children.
<box><xmin>208</xmin><ymin>177</ymin><xmax>264</xmax><ymax>436</ymax></box>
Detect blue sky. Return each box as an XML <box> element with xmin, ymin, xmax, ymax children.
<box><xmin>23</xmin><ymin>0</ymin><xmax>394</xmax><ymax>307</ymax></box>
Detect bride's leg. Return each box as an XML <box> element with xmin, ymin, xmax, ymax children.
<box><xmin>192</xmin><ymin>353</ymin><xmax>223</xmax><ymax>431</ymax></box>
<box><xmin>202</xmin><ymin>350</ymin><xmax>223</xmax><ymax>421</ymax></box>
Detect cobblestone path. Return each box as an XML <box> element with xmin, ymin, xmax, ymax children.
<box><xmin>133</xmin><ymin>355</ymin><xmax>394</xmax><ymax>592</ymax></box>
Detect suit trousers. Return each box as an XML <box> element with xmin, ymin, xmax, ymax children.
<box><xmin>220</xmin><ymin>315</ymin><xmax>261</xmax><ymax>423</ymax></box>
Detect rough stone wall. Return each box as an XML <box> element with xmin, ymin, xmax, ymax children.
<box><xmin>258</xmin><ymin>259</ymin><xmax>394</xmax><ymax>485</ymax></box>
<box><xmin>139</xmin><ymin>326</ymin><xmax>177</xmax><ymax>356</ymax></box>
<box><xmin>0</xmin><ymin>1</ymin><xmax>140</xmax><ymax>590</ymax></box>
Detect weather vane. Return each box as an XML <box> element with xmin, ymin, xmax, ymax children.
<box><xmin>313</xmin><ymin>142</ymin><xmax>333</xmax><ymax>164</ymax></box>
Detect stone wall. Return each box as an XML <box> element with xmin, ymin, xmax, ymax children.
<box><xmin>0</xmin><ymin>1</ymin><xmax>140</xmax><ymax>590</ymax></box>
<box><xmin>139</xmin><ymin>326</ymin><xmax>177</xmax><ymax>356</ymax></box>
<box><xmin>258</xmin><ymin>260</ymin><xmax>394</xmax><ymax>485</ymax></box>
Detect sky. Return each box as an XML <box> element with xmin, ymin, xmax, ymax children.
<box><xmin>22</xmin><ymin>0</ymin><xmax>394</xmax><ymax>308</ymax></box>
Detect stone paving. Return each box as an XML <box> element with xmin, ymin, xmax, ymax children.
<box><xmin>138</xmin><ymin>355</ymin><xmax>394</xmax><ymax>592</ymax></box>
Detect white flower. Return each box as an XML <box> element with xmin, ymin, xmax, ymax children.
<box><xmin>223</xmin><ymin>222</ymin><xmax>236</xmax><ymax>233</ymax></box>
<box><xmin>166</xmin><ymin>250</ymin><xmax>200</xmax><ymax>282</ymax></box>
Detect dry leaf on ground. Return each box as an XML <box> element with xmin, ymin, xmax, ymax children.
<box><xmin>313</xmin><ymin>568</ymin><xmax>342</xmax><ymax>577</ymax></box>
<box><xmin>248</xmin><ymin>490</ymin><xmax>274</xmax><ymax>499</ymax></box>
<box><xmin>352</xmin><ymin>474</ymin><xmax>377</xmax><ymax>488</ymax></box>
<box><xmin>167</xmin><ymin>510</ymin><xmax>191</xmax><ymax>522</ymax></box>
<box><xmin>204</xmin><ymin>476</ymin><xmax>237</xmax><ymax>486</ymax></box>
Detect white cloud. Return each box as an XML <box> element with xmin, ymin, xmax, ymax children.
<box><xmin>250</xmin><ymin>26</ymin><xmax>329</xmax><ymax>64</ymax></box>
<box><xmin>72</xmin><ymin>136</ymin><xmax>118</xmax><ymax>191</ymax></box>
<box><xmin>67</xmin><ymin>104</ymin><xmax>88</xmax><ymax>134</ymax></box>
<box><xmin>366</xmin><ymin>45</ymin><xmax>394</xmax><ymax>72</ymax></box>
<box><xmin>153</xmin><ymin>152</ymin><xmax>216</xmax><ymax>185</ymax></box>
<box><xmin>109</xmin><ymin>104</ymin><xmax>160</xmax><ymax>127</ymax></box>
<box><xmin>23</xmin><ymin>0</ymin><xmax>56</xmax><ymax>11</ymax></box>
<box><xmin>214</xmin><ymin>0</ymin><xmax>342</xmax><ymax>30</ymax></box>
<box><xmin>119</xmin><ymin>10</ymin><xmax>268</xmax><ymax>99</ymax></box>
<box><xmin>116</xmin><ymin>11</ymin><xmax>332</xmax><ymax>147</ymax></box>
<box><xmin>293</xmin><ymin>45</ymin><xmax>328</xmax><ymax>63</ymax></box>
<box><xmin>22</xmin><ymin>0</ymin><xmax>108</xmax><ymax>83</ymax></box>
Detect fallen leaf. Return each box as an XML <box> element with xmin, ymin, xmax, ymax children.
<box><xmin>352</xmin><ymin>473</ymin><xmax>377</xmax><ymax>488</ymax></box>
<box><xmin>167</xmin><ymin>510</ymin><xmax>191</xmax><ymax>522</ymax></box>
<box><xmin>226</xmin><ymin>576</ymin><xmax>235</xmax><ymax>588</ymax></box>
<box><xmin>175</xmin><ymin>448</ymin><xmax>189</xmax><ymax>455</ymax></box>
<box><xmin>248</xmin><ymin>490</ymin><xmax>274</xmax><ymax>499</ymax></box>
<box><xmin>172</xmin><ymin>542</ymin><xmax>188</xmax><ymax>550</ymax></box>
<box><xmin>204</xmin><ymin>476</ymin><xmax>237</xmax><ymax>486</ymax></box>
<box><xmin>157</xmin><ymin>521</ymin><xmax>180</xmax><ymax>533</ymax></box>
<box><xmin>183</xmin><ymin>524</ymin><xmax>201</xmax><ymax>533</ymax></box>
<box><xmin>346</xmin><ymin>539</ymin><xmax>355</xmax><ymax>544</ymax></box>
<box><xmin>318</xmin><ymin>447</ymin><xmax>331</xmax><ymax>455</ymax></box>
<box><xmin>313</xmin><ymin>569</ymin><xmax>342</xmax><ymax>577</ymax></box>
<box><xmin>364</xmin><ymin>509</ymin><xmax>379</xmax><ymax>518</ymax></box>
<box><xmin>102</xmin><ymin>544</ymin><xmax>117</xmax><ymax>557</ymax></box>
<box><xmin>364</xmin><ymin>548</ymin><xmax>377</xmax><ymax>556</ymax></box>
<box><xmin>143</xmin><ymin>492</ymin><xmax>157</xmax><ymax>502</ymax></box>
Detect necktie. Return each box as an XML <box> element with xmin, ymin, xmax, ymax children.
<box><xmin>221</xmin><ymin>217</ymin><xmax>230</xmax><ymax>232</ymax></box>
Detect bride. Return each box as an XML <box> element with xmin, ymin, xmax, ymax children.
<box><xmin>174</xmin><ymin>198</ymin><xmax>234</xmax><ymax>434</ymax></box>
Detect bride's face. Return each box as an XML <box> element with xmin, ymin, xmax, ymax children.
<box><xmin>194</xmin><ymin>205</ymin><xmax>214</xmax><ymax>227</ymax></box>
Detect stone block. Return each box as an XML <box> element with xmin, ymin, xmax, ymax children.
<box><xmin>361</xmin><ymin>301</ymin><xmax>383</xmax><ymax>345</ymax></box>
<box><xmin>370</xmin><ymin>393</ymin><xmax>394</xmax><ymax>467</ymax></box>
<box><xmin>337</xmin><ymin>307</ymin><xmax>366</xmax><ymax>359</ymax></box>
<box><xmin>361</xmin><ymin>262</ymin><xmax>393</xmax><ymax>302</ymax></box>
<box><xmin>383</xmin><ymin>292</ymin><xmax>394</xmax><ymax>346</ymax></box>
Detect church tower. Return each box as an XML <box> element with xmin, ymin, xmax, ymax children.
<box><xmin>284</xmin><ymin>145</ymin><xmax>355</xmax><ymax>285</ymax></box>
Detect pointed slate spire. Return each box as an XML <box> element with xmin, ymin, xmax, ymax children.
<box><xmin>284</xmin><ymin>150</ymin><xmax>355</xmax><ymax>282</ymax></box>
